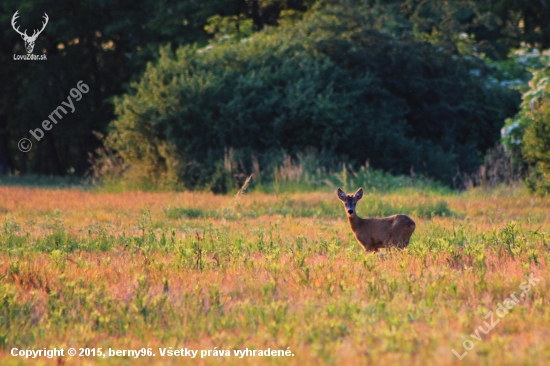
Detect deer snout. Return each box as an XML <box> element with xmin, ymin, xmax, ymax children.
<box><xmin>347</xmin><ymin>209</ymin><xmax>354</xmax><ymax>215</ymax></box>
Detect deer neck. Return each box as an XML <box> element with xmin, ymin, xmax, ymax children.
<box><xmin>347</xmin><ymin>213</ymin><xmax>362</xmax><ymax>233</ymax></box>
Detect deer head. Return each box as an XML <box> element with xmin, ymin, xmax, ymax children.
<box><xmin>12</xmin><ymin>11</ymin><xmax>49</xmax><ymax>54</ymax></box>
<box><xmin>337</xmin><ymin>187</ymin><xmax>363</xmax><ymax>217</ymax></box>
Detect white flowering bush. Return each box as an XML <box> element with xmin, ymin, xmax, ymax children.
<box><xmin>501</xmin><ymin>49</ymin><xmax>550</xmax><ymax>193</ymax></box>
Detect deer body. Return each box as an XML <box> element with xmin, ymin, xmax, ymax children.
<box><xmin>338</xmin><ymin>188</ymin><xmax>415</xmax><ymax>251</ymax></box>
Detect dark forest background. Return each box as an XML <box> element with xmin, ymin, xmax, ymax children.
<box><xmin>1</xmin><ymin>0</ymin><xmax>550</xmax><ymax>190</ymax></box>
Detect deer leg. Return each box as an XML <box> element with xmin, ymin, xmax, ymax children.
<box><xmin>363</xmin><ymin>244</ymin><xmax>377</xmax><ymax>252</ymax></box>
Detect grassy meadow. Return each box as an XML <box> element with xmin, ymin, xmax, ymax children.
<box><xmin>0</xmin><ymin>183</ymin><xmax>549</xmax><ymax>365</ymax></box>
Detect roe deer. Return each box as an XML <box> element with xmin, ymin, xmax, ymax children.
<box><xmin>337</xmin><ymin>187</ymin><xmax>415</xmax><ymax>252</ymax></box>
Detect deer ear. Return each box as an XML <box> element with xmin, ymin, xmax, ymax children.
<box><xmin>337</xmin><ymin>188</ymin><xmax>346</xmax><ymax>202</ymax></box>
<box><xmin>354</xmin><ymin>188</ymin><xmax>363</xmax><ymax>201</ymax></box>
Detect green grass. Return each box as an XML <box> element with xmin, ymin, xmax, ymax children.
<box><xmin>164</xmin><ymin>192</ymin><xmax>456</xmax><ymax>221</ymax></box>
<box><xmin>0</xmin><ymin>186</ymin><xmax>548</xmax><ymax>365</ymax></box>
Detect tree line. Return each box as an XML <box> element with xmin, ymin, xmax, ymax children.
<box><xmin>1</xmin><ymin>0</ymin><xmax>549</xmax><ymax>190</ymax></box>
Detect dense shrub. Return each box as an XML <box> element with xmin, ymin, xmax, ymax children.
<box><xmin>501</xmin><ymin>52</ymin><xmax>550</xmax><ymax>195</ymax></box>
<box><xmin>521</xmin><ymin>74</ymin><xmax>550</xmax><ymax>195</ymax></box>
<box><xmin>104</xmin><ymin>1</ymin><xmax>519</xmax><ymax>190</ymax></box>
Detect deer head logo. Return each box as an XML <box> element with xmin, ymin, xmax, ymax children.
<box><xmin>11</xmin><ymin>11</ymin><xmax>49</xmax><ymax>54</ymax></box>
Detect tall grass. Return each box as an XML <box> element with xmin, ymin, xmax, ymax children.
<box><xmin>253</xmin><ymin>153</ymin><xmax>447</xmax><ymax>195</ymax></box>
<box><xmin>84</xmin><ymin>149</ymin><xmax>449</xmax><ymax>194</ymax></box>
<box><xmin>0</xmin><ymin>186</ymin><xmax>548</xmax><ymax>365</ymax></box>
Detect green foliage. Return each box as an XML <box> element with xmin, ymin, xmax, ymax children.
<box><xmin>105</xmin><ymin>1</ymin><xmax>518</xmax><ymax>190</ymax></box>
<box><xmin>205</xmin><ymin>14</ymin><xmax>255</xmax><ymax>40</ymax></box>
<box><xmin>474</xmin><ymin>0</ymin><xmax>550</xmax><ymax>53</ymax></box>
<box><xmin>6</xmin><ymin>0</ymin><xmax>548</xmax><ymax>187</ymax></box>
<box><xmin>501</xmin><ymin>53</ymin><xmax>550</xmax><ymax>194</ymax></box>
<box><xmin>523</xmin><ymin>90</ymin><xmax>550</xmax><ymax>194</ymax></box>
<box><xmin>325</xmin><ymin>164</ymin><xmax>448</xmax><ymax>194</ymax></box>
<box><xmin>483</xmin><ymin>48</ymin><xmax>550</xmax><ymax>90</ymax></box>
<box><xmin>392</xmin><ymin>0</ymin><xmax>550</xmax><ymax>58</ymax></box>
<box><xmin>165</xmin><ymin>207</ymin><xmax>206</xmax><ymax>219</ymax></box>
<box><xmin>163</xmin><ymin>195</ymin><xmax>455</xmax><ymax>221</ymax></box>
<box><xmin>413</xmin><ymin>199</ymin><xmax>453</xmax><ymax>219</ymax></box>
<box><xmin>0</xmin><ymin>0</ymin><xmax>311</xmax><ymax>177</ymax></box>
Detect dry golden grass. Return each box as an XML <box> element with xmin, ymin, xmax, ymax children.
<box><xmin>0</xmin><ymin>185</ymin><xmax>549</xmax><ymax>365</ymax></box>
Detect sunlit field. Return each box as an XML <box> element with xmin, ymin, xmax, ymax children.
<box><xmin>1</xmin><ymin>185</ymin><xmax>549</xmax><ymax>365</ymax></box>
